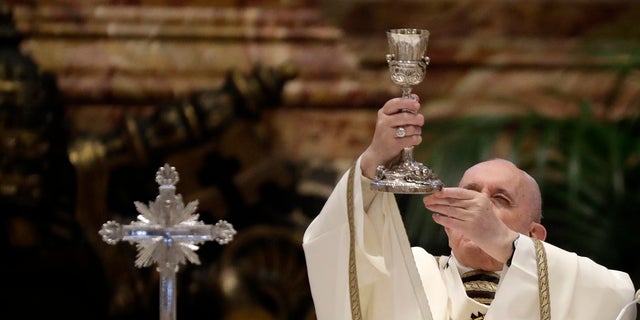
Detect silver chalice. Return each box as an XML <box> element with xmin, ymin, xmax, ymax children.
<box><xmin>371</xmin><ymin>28</ymin><xmax>443</xmax><ymax>194</ymax></box>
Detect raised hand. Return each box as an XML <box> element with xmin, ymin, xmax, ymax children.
<box><xmin>360</xmin><ymin>95</ymin><xmax>424</xmax><ymax>179</ymax></box>
<box><xmin>423</xmin><ymin>187</ymin><xmax>519</xmax><ymax>266</ymax></box>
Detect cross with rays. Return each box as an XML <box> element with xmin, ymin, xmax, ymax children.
<box><xmin>99</xmin><ymin>163</ymin><xmax>236</xmax><ymax>320</ymax></box>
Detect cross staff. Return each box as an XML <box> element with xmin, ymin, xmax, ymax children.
<box><xmin>99</xmin><ymin>163</ymin><xmax>236</xmax><ymax>320</ymax></box>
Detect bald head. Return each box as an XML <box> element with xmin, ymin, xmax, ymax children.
<box><xmin>462</xmin><ymin>158</ymin><xmax>542</xmax><ymax>223</ymax></box>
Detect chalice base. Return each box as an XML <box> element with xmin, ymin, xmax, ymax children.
<box><xmin>371</xmin><ymin>149</ymin><xmax>443</xmax><ymax>194</ymax></box>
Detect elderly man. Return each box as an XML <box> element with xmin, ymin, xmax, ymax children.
<box><xmin>302</xmin><ymin>96</ymin><xmax>637</xmax><ymax>320</ymax></box>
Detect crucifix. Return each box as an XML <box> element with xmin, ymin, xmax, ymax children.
<box><xmin>99</xmin><ymin>163</ymin><xmax>236</xmax><ymax>320</ymax></box>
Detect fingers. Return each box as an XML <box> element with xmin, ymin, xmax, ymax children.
<box><xmin>425</xmin><ymin>188</ymin><xmax>477</xmax><ymax>202</ymax></box>
<box><xmin>389</xmin><ymin>126</ymin><xmax>422</xmax><ymax>151</ymax></box>
<box><xmin>360</xmin><ymin>95</ymin><xmax>424</xmax><ymax>178</ymax></box>
<box><xmin>373</xmin><ymin>96</ymin><xmax>425</xmax><ymax>148</ymax></box>
<box><xmin>379</xmin><ymin>97</ymin><xmax>425</xmax><ymax>132</ymax></box>
<box><xmin>381</xmin><ymin>95</ymin><xmax>421</xmax><ymax>115</ymax></box>
<box><xmin>431</xmin><ymin>212</ymin><xmax>464</xmax><ymax>227</ymax></box>
<box><xmin>394</xmin><ymin>125</ymin><xmax>422</xmax><ymax>138</ymax></box>
<box><xmin>423</xmin><ymin>188</ymin><xmax>480</xmax><ymax>219</ymax></box>
<box><xmin>425</xmin><ymin>202</ymin><xmax>470</xmax><ymax>222</ymax></box>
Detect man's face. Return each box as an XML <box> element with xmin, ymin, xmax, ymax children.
<box><xmin>446</xmin><ymin>159</ymin><xmax>536</xmax><ymax>269</ymax></box>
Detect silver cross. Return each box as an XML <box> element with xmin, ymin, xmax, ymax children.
<box><xmin>99</xmin><ymin>163</ymin><xmax>236</xmax><ymax>320</ymax></box>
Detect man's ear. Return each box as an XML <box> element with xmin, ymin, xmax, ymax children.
<box><xmin>529</xmin><ymin>223</ymin><xmax>547</xmax><ymax>241</ymax></box>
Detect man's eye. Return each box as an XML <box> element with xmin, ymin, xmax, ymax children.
<box><xmin>492</xmin><ymin>196</ymin><xmax>511</xmax><ymax>206</ymax></box>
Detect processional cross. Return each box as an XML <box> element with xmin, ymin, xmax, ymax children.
<box><xmin>99</xmin><ymin>164</ymin><xmax>236</xmax><ymax>320</ymax></box>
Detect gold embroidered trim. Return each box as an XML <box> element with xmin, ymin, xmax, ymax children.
<box><xmin>533</xmin><ymin>238</ymin><xmax>551</xmax><ymax>320</ymax></box>
<box><xmin>347</xmin><ymin>164</ymin><xmax>363</xmax><ymax>320</ymax></box>
<box><xmin>462</xmin><ymin>270</ymin><xmax>499</xmax><ymax>305</ymax></box>
<box><xmin>463</xmin><ymin>281</ymin><xmax>498</xmax><ymax>293</ymax></box>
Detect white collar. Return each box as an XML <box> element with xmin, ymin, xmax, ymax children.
<box><xmin>449</xmin><ymin>253</ymin><xmax>506</xmax><ymax>278</ymax></box>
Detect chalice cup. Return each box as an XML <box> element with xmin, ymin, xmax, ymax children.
<box><xmin>371</xmin><ymin>28</ymin><xmax>443</xmax><ymax>194</ymax></box>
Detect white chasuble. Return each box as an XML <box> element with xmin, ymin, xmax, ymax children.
<box><xmin>303</xmin><ymin>156</ymin><xmax>636</xmax><ymax>320</ymax></box>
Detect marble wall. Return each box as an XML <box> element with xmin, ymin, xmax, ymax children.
<box><xmin>8</xmin><ymin>0</ymin><xmax>640</xmax><ymax>163</ymax></box>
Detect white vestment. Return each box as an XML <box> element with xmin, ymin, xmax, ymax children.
<box><xmin>303</xmin><ymin>157</ymin><xmax>637</xmax><ymax>320</ymax></box>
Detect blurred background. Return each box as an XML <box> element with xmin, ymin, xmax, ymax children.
<box><xmin>1</xmin><ymin>0</ymin><xmax>638</xmax><ymax>319</ymax></box>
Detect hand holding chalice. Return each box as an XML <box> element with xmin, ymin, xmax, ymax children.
<box><xmin>370</xmin><ymin>29</ymin><xmax>443</xmax><ymax>194</ymax></box>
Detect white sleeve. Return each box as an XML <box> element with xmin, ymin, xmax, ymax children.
<box><xmin>302</xmin><ymin>156</ymin><xmax>436</xmax><ymax>320</ymax></box>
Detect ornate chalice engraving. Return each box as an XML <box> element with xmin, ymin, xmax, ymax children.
<box><xmin>371</xmin><ymin>29</ymin><xmax>443</xmax><ymax>194</ymax></box>
<box><xmin>99</xmin><ymin>164</ymin><xmax>236</xmax><ymax>320</ymax></box>
<box><xmin>387</xmin><ymin>57</ymin><xmax>429</xmax><ymax>93</ymax></box>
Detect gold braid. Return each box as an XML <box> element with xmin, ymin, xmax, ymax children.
<box><xmin>533</xmin><ymin>238</ymin><xmax>551</xmax><ymax>320</ymax></box>
<box><xmin>347</xmin><ymin>164</ymin><xmax>363</xmax><ymax>320</ymax></box>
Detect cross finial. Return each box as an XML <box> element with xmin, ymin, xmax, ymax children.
<box><xmin>156</xmin><ymin>163</ymin><xmax>179</xmax><ymax>187</ymax></box>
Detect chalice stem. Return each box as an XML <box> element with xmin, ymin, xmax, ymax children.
<box><xmin>402</xmin><ymin>86</ymin><xmax>413</xmax><ymax>99</ymax></box>
<box><xmin>402</xmin><ymin>146</ymin><xmax>415</xmax><ymax>163</ymax></box>
<box><xmin>401</xmin><ymin>89</ymin><xmax>416</xmax><ymax>163</ymax></box>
